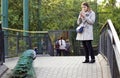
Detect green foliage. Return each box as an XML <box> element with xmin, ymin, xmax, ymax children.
<box><xmin>98</xmin><ymin>0</ymin><xmax>120</xmax><ymax>37</ymax></box>
<box><xmin>8</xmin><ymin>0</ymin><xmax>23</xmax><ymax>29</ymax></box>
<box><xmin>40</xmin><ymin>0</ymin><xmax>79</xmax><ymax>30</ymax></box>
<box><xmin>1</xmin><ymin>0</ymin><xmax>120</xmax><ymax>36</ymax></box>
<box><xmin>3</xmin><ymin>0</ymin><xmax>97</xmax><ymax>31</ymax></box>
<box><xmin>8</xmin><ymin>37</ymin><xmax>17</xmax><ymax>57</ymax></box>
<box><xmin>7</xmin><ymin>35</ymin><xmax>29</xmax><ymax>57</ymax></box>
<box><xmin>111</xmin><ymin>8</ymin><xmax>120</xmax><ymax>36</ymax></box>
<box><xmin>19</xmin><ymin>39</ymin><xmax>29</xmax><ymax>53</ymax></box>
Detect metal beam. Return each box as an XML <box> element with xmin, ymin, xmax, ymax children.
<box><xmin>23</xmin><ymin>0</ymin><xmax>29</xmax><ymax>36</ymax></box>
<box><xmin>1</xmin><ymin>0</ymin><xmax>8</xmax><ymax>28</ymax></box>
<box><xmin>1</xmin><ymin>0</ymin><xmax>8</xmax><ymax>56</ymax></box>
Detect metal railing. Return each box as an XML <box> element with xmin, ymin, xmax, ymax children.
<box><xmin>2</xmin><ymin>28</ymin><xmax>98</xmax><ymax>57</ymax></box>
<box><xmin>3</xmin><ymin>32</ymin><xmax>54</xmax><ymax>57</ymax></box>
<box><xmin>99</xmin><ymin>19</ymin><xmax>120</xmax><ymax>78</ymax></box>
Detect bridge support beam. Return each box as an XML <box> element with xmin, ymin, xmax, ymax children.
<box><xmin>1</xmin><ymin>0</ymin><xmax>8</xmax><ymax>57</ymax></box>
<box><xmin>23</xmin><ymin>0</ymin><xmax>29</xmax><ymax>36</ymax></box>
<box><xmin>0</xmin><ymin>0</ymin><xmax>8</xmax><ymax>76</ymax></box>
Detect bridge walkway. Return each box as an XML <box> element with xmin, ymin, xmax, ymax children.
<box><xmin>1</xmin><ymin>54</ymin><xmax>111</xmax><ymax>78</ymax></box>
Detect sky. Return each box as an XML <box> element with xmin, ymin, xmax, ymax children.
<box><xmin>117</xmin><ymin>0</ymin><xmax>120</xmax><ymax>2</ymax></box>
<box><xmin>97</xmin><ymin>0</ymin><xmax>120</xmax><ymax>7</ymax></box>
<box><xmin>97</xmin><ymin>0</ymin><xmax>120</xmax><ymax>3</ymax></box>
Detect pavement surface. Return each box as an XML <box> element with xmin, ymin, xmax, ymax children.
<box><xmin>1</xmin><ymin>54</ymin><xmax>111</xmax><ymax>78</ymax></box>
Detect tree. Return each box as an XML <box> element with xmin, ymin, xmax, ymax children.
<box><xmin>98</xmin><ymin>0</ymin><xmax>120</xmax><ymax>37</ymax></box>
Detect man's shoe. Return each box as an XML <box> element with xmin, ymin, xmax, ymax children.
<box><xmin>82</xmin><ymin>60</ymin><xmax>89</xmax><ymax>63</ymax></box>
<box><xmin>89</xmin><ymin>60</ymin><xmax>95</xmax><ymax>63</ymax></box>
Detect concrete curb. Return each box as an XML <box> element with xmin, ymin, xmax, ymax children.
<box><xmin>0</xmin><ymin>64</ymin><xmax>8</xmax><ymax>78</ymax></box>
<box><xmin>97</xmin><ymin>54</ymin><xmax>112</xmax><ymax>78</ymax></box>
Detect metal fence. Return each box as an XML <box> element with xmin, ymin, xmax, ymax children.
<box><xmin>48</xmin><ymin>30</ymin><xmax>98</xmax><ymax>56</ymax></box>
<box><xmin>3</xmin><ymin>29</ymin><xmax>98</xmax><ymax>57</ymax></box>
<box><xmin>4</xmin><ymin>30</ymin><xmax>81</xmax><ymax>57</ymax></box>
<box><xmin>4</xmin><ymin>31</ymin><xmax>54</xmax><ymax>57</ymax></box>
<box><xmin>49</xmin><ymin>30</ymin><xmax>80</xmax><ymax>56</ymax></box>
<box><xmin>99</xmin><ymin>19</ymin><xmax>120</xmax><ymax>78</ymax></box>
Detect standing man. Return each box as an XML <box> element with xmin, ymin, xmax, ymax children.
<box><xmin>76</xmin><ymin>2</ymin><xmax>96</xmax><ymax>63</ymax></box>
<box><xmin>59</xmin><ymin>37</ymin><xmax>66</xmax><ymax>56</ymax></box>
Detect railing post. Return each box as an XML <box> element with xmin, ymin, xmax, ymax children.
<box><xmin>16</xmin><ymin>32</ymin><xmax>19</xmax><ymax>56</ymax></box>
<box><xmin>0</xmin><ymin>22</ymin><xmax>4</xmax><ymax>65</ymax></box>
<box><xmin>23</xmin><ymin>0</ymin><xmax>30</xmax><ymax>49</ymax></box>
<box><xmin>0</xmin><ymin>22</ymin><xmax>8</xmax><ymax>78</ymax></box>
<box><xmin>1</xmin><ymin>0</ymin><xmax>8</xmax><ymax>57</ymax></box>
<box><xmin>23</xmin><ymin>0</ymin><xmax>29</xmax><ymax>36</ymax></box>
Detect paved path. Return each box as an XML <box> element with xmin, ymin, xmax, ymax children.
<box><xmin>2</xmin><ymin>54</ymin><xmax>111</xmax><ymax>78</ymax></box>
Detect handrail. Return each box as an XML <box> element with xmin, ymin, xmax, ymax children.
<box><xmin>107</xmin><ymin>20</ymin><xmax>120</xmax><ymax>72</ymax></box>
<box><xmin>2</xmin><ymin>27</ymin><xmax>48</xmax><ymax>34</ymax></box>
<box><xmin>99</xmin><ymin>19</ymin><xmax>120</xmax><ymax>78</ymax></box>
<box><xmin>101</xmin><ymin>19</ymin><xmax>120</xmax><ymax>52</ymax></box>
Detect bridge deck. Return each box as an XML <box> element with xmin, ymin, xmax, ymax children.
<box><xmin>1</xmin><ymin>54</ymin><xmax>111</xmax><ymax>78</ymax></box>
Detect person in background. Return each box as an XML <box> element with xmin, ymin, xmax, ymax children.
<box><xmin>55</xmin><ymin>38</ymin><xmax>60</xmax><ymax>56</ymax></box>
<box><xmin>76</xmin><ymin>2</ymin><xmax>96</xmax><ymax>63</ymax></box>
<box><xmin>65</xmin><ymin>39</ymin><xmax>70</xmax><ymax>56</ymax></box>
<box><xmin>58</xmin><ymin>37</ymin><xmax>66</xmax><ymax>56</ymax></box>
